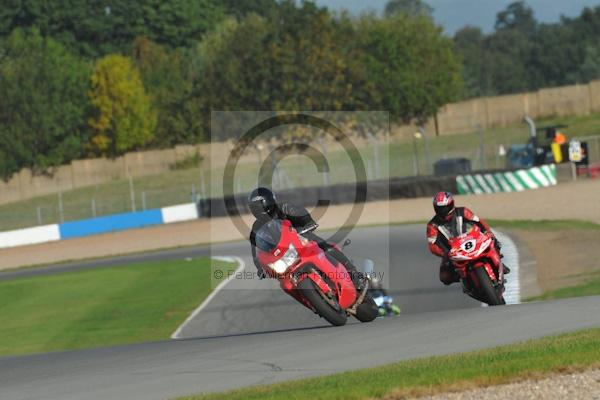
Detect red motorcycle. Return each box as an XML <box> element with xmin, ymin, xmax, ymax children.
<box><xmin>447</xmin><ymin>223</ymin><xmax>506</xmax><ymax>306</ymax></box>
<box><xmin>255</xmin><ymin>219</ymin><xmax>379</xmax><ymax>326</ymax></box>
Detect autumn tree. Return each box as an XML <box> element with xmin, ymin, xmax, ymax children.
<box><xmin>88</xmin><ymin>54</ymin><xmax>156</xmax><ymax>156</ymax></box>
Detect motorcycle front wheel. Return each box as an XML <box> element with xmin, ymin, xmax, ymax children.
<box><xmin>474</xmin><ymin>267</ymin><xmax>506</xmax><ymax>306</ymax></box>
<box><xmin>297</xmin><ymin>278</ymin><xmax>347</xmax><ymax>326</ymax></box>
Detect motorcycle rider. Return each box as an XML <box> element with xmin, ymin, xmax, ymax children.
<box><xmin>426</xmin><ymin>191</ymin><xmax>509</xmax><ymax>285</ymax></box>
<box><xmin>368</xmin><ymin>275</ymin><xmax>401</xmax><ymax>316</ymax></box>
<box><xmin>248</xmin><ymin>187</ymin><xmax>365</xmax><ymax>289</ymax></box>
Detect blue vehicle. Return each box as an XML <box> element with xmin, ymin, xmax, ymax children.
<box><xmin>506</xmin><ymin>117</ymin><xmax>568</xmax><ymax>169</ymax></box>
<box><xmin>506</xmin><ymin>143</ymin><xmax>535</xmax><ymax>169</ymax></box>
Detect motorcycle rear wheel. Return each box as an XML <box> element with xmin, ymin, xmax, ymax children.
<box><xmin>475</xmin><ymin>267</ymin><xmax>506</xmax><ymax>306</ymax></box>
<box><xmin>297</xmin><ymin>278</ymin><xmax>347</xmax><ymax>326</ymax></box>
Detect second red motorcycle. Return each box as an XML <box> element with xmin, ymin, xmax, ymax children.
<box><xmin>447</xmin><ymin>223</ymin><xmax>506</xmax><ymax>306</ymax></box>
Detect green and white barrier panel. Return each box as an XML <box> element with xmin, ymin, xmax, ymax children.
<box><xmin>456</xmin><ymin>164</ymin><xmax>557</xmax><ymax>195</ymax></box>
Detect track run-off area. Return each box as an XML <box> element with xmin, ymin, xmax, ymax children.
<box><xmin>1</xmin><ymin>225</ymin><xmax>599</xmax><ymax>400</ymax></box>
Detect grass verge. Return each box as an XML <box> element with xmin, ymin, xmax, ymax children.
<box><xmin>179</xmin><ymin>328</ymin><xmax>600</xmax><ymax>400</ymax></box>
<box><xmin>529</xmin><ymin>272</ymin><xmax>600</xmax><ymax>301</ymax></box>
<box><xmin>488</xmin><ymin>219</ymin><xmax>600</xmax><ymax>231</ymax></box>
<box><xmin>0</xmin><ymin>257</ymin><xmax>236</xmax><ymax>357</ymax></box>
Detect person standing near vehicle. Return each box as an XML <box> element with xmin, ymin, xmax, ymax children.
<box><xmin>426</xmin><ymin>191</ymin><xmax>509</xmax><ymax>285</ymax></box>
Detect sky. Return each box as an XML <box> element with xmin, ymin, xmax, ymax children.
<box><xmin>315</xmin><ymin>0</ymin><xmax>600</xmax><ymax>34</ymax></box>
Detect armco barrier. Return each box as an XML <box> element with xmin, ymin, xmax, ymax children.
<box><xmin>0</xmin><ymin>203</ymin><xmax>199</xmax><ymax>250</ymax></box>
<box><xmin>0</xmin><ymin>224</ymin><xmax>61</xmax><ymax>249</ymax></box>
<box><xmin>58</xmin><ymin>209</ymin><xmax>164</xmax><ymax>239</ymax></box>
<box><xmin>456</xmin><ymin>164</ymin><xmax>557</xmax><ymax>195</ymax></box>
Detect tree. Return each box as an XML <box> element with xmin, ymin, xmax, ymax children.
<box><xmin>384</xmin><ymin>0</ymin><xmax>433</xmax><ymax>18</ymax></box>
<box><xmin>124</xmin><ymin>0</ymin><xmax>224</xmax><ymax>48</ymax></box>
<box><xmin>88</xmin><ymin>55</ymin><xmax>156</xmax><ymax>155</ymax></box>
<box><xmin>453</xmin><ymin>27</ymin><xmax>494</xmax><ymax>97</ymax></box>
<box><xmin>262</xmin><ymin>1</ymin><xmax>360</xmax><ymax>111</ymax></box>
<box><xmin>0</xmin><ymin>0</ymin><xmax>225</xmax><ymax>57</ymax></box>
<box><xmin>495</xmin><ymin>1</ymin><xmax>537</xmax><ymax>36</ymax></box>
<box><xmin>358</xmin><ymin>14</ymin><xmax>462</xmax><ymax>123</ymax></box>
<box><xmin>452</xmin><ymin>3</ymin><xmax>600</xmax><ymax>97</ymax></box>
<box><xmin>215</xmin><ymin>0</ymin><xmax>280</xmax><ymax>20</ymax></box>
<box><xmin>188</xmin><ymin>14</ymin><xmax>272</xmax><ymax>140</ymax></box>
<box><xmin>0</xmin><ymin>28</ymin><xmax>91</xmax><ymax>179</ymax></box>
<box><xmin>132</xmin><ymin>37</ymin><xmax>196</xmax><ymax>146</ymax></box>
<box><xmin>574</xmin><ymin>44</ymin><xmax>600</xmax><ymax>82</ymax></box>
<box><xmin>190</xmin><ymin>2</ymin><xmax>369</xmax><ymax>140</ymax></box>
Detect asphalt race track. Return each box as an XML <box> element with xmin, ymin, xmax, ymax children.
<box><xmin>1</xmin><ymin>225</ymin><xmax>599</xmax><ymax>400</ymax></box>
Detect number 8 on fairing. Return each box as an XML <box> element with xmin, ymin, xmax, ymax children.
<box><xmin>461</xmin><ymin>240</ymin><xmax>475</xmax><ymax>252</ymax></box>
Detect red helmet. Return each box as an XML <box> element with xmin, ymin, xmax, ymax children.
<box><xmin>433</xmin><ymin>191</ymin><xmax>455</xmax><ymax>219</ymax></box>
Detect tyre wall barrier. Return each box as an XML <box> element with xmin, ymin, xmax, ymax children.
<box><xmin>197</xmin><ymin>176</ymin><xmax>458</xmax><ymax>218</ymax></box>
<box><xmin>456</xmin><ymin>164</ymin><xmax>557</xmax><ymax>195</ymax></box>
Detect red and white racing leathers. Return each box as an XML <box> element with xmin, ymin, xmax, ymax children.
<box><xmin>426</xmin><ymin>207</ymin><xmax>494</xmax><ymax>285</ymax></box>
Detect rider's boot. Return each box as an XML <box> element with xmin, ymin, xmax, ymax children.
<box><xmin>503</xmin><ymin>263</ymin><xmax>510</xmax><ymax>275</ymax></box>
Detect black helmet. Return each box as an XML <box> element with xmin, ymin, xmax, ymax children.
<box><xmin>248</xmin><ymin>187</ymin><xmax>278</xmax><ymax>218</ymax></box>
<box><xmin>433</xmin><ymin>191</ymin><xmax>455</xmax><ymax>220</ymax></box>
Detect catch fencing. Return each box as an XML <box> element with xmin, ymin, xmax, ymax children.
<box><xmin>1</xmin><ymin>79</ymin><xmax>599</xmax><ymax>207</ymax></box>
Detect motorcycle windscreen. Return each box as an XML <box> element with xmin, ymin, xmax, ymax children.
<box><xmin>255</xmin><ymin>219</ymin><xmax>284</xmax><ymax>252</ymax></box>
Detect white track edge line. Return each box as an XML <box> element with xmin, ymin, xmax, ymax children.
<box><xmin>481</xmin><ymin>231</ymin><xmax>520</xmax><ymax>307</ymax></box>
<box><xmin>170</xmin><ymin>256</ymin><xmax>246</xmax><ymax>339</ymax></box>
<box><xmin>495</xmin><ymin>230</ymin><xmax>521</xmax><ymax>305</ymax></box>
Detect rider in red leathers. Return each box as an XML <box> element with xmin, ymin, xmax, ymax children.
<box><xmin>427</xmin><ymin>191</ymin><xmax>509</xmax><ymax>285</ymax></box>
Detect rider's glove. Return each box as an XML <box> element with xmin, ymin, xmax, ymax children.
<box><xmin>494</xmin><ymin>237</ymin><xmax>502</xmax><ymax>249</ymax></box>
<box><xmin>257</xmin><ymin>267</ymin><xmax>266</xmax><ymax>280</ymax></box>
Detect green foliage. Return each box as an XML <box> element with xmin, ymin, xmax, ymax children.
<box><xmin>193</xmin><ymin>2</ymin><xmax>461</xmax><ymax>138</ymax></box>
<box><xmin>216</xmin><ymin>0</ymin><xmax>280</xmax><ymax>20</ymax></box>
<box><xmin>88</xmin><ymin>54</ymin><xmax>156</xmax><ymax>155</ymax></box>
<box><xmin>4</xmin><ymin>0</ymin><xmax>600</xmax><ymax>174</ymax></box>
<box><xmin>191</xmin><ymin>14</ymin><xmax>272</xmax><ymax>137</ymax></box>
<box><xmin>358</xmin><ymin>14</ymin><xmax>462</xmax><ymax>123</ymax></box>
<box><xmin>455</xmin><ymin>3</ymin><xmax>600</xmax><ymax>98</ymax></box>
<box><xmin>0</xmin><ymin>28</ymin><xmax>91</xmax><ymax>179</ymax></box>
<box><xmin>132</xmin><ymin>37</ymin><xmax>198</xmax><ymax>146</ymax></box>
<box><xmin>0</xmin><ymin>0</ymin><xmax>225</xmax><ymax>57</ymax></box>
<box><xmin>494</xmin><ymin>1</ymin><xmax>537</xmax><ymax>34</ymax></box>
<box><xmin>384</xmin><ymin>0</ymin><xmax>434</xmax><ymax>18</ymax></box>
<box><xmin>169</xmin><ymin>152</ymin><xmax>204</xmax><ymax>170</ymax></box>
<box><xmin>573</xmin><ymin>44</ymin><xmax>600</xmax><ymax>82</ymax></box>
